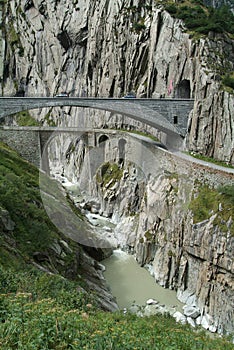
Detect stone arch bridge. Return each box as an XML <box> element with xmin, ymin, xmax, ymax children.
<box><xmin>0</xmin><ymin>97</ymin><xmax>194</xmax><ymax>167</ymax></box>
<box><xmin>0</xmin><ymin>126</ymin><xmax>163</xmax><ymax>170</ymax></box>
<box><xmin>0</xmin><ymin>97</ymin><xmax>194</xmax><ymax>137</ymax></box>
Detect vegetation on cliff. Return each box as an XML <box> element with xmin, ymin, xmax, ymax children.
<box><xmin>161</xmin><ymin>1</ymin><xmax>234</xmax><ymax>35</ymax></box>
<box><xmin>14</xmin><ymin>111</ymin><xmax>40</xmax><ymax>126</ymax></box>
<box><xmin>96</xmin><ymin>162</ymin><xmax>123</xmax><ymax>188</ymax></box>
<box><xmin>123</xmin><ymin>0</ymin><xmax>234</xmax><ymax>36</ymax></box>
<box><xmin>189</xmin><ymin>183</ymin><xmax>234</xmax><ymax>235</ymax></box>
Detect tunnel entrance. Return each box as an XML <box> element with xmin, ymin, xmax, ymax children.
<box><xmin>175</xmin><ymin>79</ymin><xmax>191</xmax><ymax>98</ymax></box>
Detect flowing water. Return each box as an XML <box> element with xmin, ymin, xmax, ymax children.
<box><xmin>60</xmin><ymin>179</ymin><xmax>184</xmax><ymax>313</ymax></box>
<box><xmin>103</xmin><ymin>249</ymin><xmax>184</xmax><ymax>311</ymax></box>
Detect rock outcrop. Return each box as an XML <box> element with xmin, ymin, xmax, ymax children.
<box><xmin>1</xmin><ymin>0</ymin><xmax>234</xmax><ymax>164</ymax></box>
<box><xmin>47</xmin><ymin>130</ymin><xmax>234</xmax><ymax>336</ymax></box>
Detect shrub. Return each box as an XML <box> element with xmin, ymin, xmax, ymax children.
<box><xmin>222</xmin><ymin>75</ymin><xmax>234</xmax><ymax>90</ymax></box>
<box><xmin>132</xmin><ymin>21</ymin><xmax>146</xmax><ymax>33</ymax></box>
<box><xmin>164</xmin><ymin>2</ymin><xmax>234</xmax><ymax>35</ymax></box>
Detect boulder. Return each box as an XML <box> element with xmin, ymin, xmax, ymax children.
<box><xmin>173</xmin><ymin>311</ymin><xmax>187</xmax><ymax>325</ymax></box>
<box><xmin>183</xmin><ymin>305</ymin><xmax>200</xmax><ymax>319</ymax></box>
<box><xmin>144</xmin><ymin>304</ymin><xmax>159</xmax><ymax>317</ymax></box>
<box><xmin>187</xmin><ymin>317</ymin><xmax>196</xmax><ymax>328</ymax></box>
<box><xmin>146</xmin><ymin>298</ymin><xmax>158</xmax><ymax>305</ymax></box>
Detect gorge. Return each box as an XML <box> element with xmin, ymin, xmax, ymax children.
<box><xmin>39</xmin><ymin>124</ymin><xmax>233</xmax><ymax>337</ymax></box>
<box><xmin>0</xmin><ymin>0</ymin><xmax>234</xmax><ymax>346</ymax></box>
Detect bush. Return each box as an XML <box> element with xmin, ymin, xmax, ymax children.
<box><xmin>164</xmin><ymin>2</ymin><xmax>234</xmax><ymax>35</ymax></box>
<box><xmin>132</xmin><ymin>21</ymin><xmax>146</xmax><ymax>33</ymax></box>
<box><xmin>222</xmin><ymin>75</ymin><xmax>234</xmax><ymax>90</ymax></box>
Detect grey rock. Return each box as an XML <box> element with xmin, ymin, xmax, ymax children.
<box><xmin>173</xmin><ymin>311</ymin><xmax>187</xmax><ymax>325</ymax></box>
<box><xmin>0</xmin><ymin>208</ymin><xmax>15</xmax><ymax>231</ymax></box>
<box><xmin>187</xmin><ymin>317</ymin><xmax>196</xmax><ymax>328</ymax></box>
<box><xmin>183</xmin><ymin>306</ymin><xmax>201</xmax><ymax>319</ymax></box>
<box><xmin>129</xmin><ymin>304</ymin><xmax>140</xmax><ymax>314</ymax></box>
<box><xmin>146</xmin><ymin>298</ymin><xmax>158</xmax><ymax>305</ymax></box>
<box><xmin>144</xmin><ymin>304</ymin><xmax>160</xmax><ymax>317</ymax></box>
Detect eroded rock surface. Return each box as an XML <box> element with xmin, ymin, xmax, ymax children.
<box><xmin>48</xmin><ymin>131</ymin><xmax>234</xmax><ymax>336</ymax></box>
<box><xmin>1</xmin><ymin>0</ymin><xmax>234</xmax><ymax>164</ymax></box>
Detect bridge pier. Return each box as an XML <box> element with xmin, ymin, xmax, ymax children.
<box><xmin>0</xmin><ymin>127</ymin><xmax>121</xmax><ymax>171</ymax></box>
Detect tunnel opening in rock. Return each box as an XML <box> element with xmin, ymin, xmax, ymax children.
<box><xmin>175</xmin><ymin>79</ymin><xmax>191</xmax><ymax>98</ymax></box>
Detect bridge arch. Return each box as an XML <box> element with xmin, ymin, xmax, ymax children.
<box><xmin>0</xmin><ymin>97</ymin><xmax>194</xmax><ymax>149</ymax></box>
<box><xmin>98</xmin><ymin>134</ymin><xmax>109</xmax><ymax>146</ymax></box>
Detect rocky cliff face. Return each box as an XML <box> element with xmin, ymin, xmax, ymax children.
<box><xmin>2</xmin><ymin>0</ymin><xmax>234</xmax><ymax>164</ymax></box>
<box><xmin>204</xmin><ymin>0</ymin><xmax>234</xmax><ymax>12</ymax></box>
<box><xmin>1</xmin><ymin>0</ymin><xmax>234</xmax><ymax>335</ymax></box>
<box><xmin>46</xmin><ymin>130</ymin><xmax>234</xmax><ymax>336</ymax></box>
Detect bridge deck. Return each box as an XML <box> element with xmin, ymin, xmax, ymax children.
<box><xmin>0</xmin><ymin>97</ymin><xmax>194</xmax><ymax>140</ymax></box>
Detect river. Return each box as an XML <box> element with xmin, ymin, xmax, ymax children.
<box><xmin>58</xmin><ymin>179</ymin><xmax>184</xmax><ymax>313</ymax></box>
<box><xmin>103</xmin><ymin>249</ymin><xmax>184</xmax><ymax>312</ymax></box>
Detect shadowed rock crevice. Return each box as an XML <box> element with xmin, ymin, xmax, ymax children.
<box><xmin>57</xmin><ymin>30</ymin><xmax>72</xmax><ymax>51</ymax></box>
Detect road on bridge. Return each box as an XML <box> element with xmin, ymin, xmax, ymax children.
<box><xmin>0</xmin><ymin>97</ymin><xmax>194</xmax><ymax>144</ymax></box>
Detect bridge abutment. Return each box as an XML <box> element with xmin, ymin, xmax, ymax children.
<box><xmin>0</xmin><ymin>126</ymin><xmax>42</xmax><ymax>167</ymax></box>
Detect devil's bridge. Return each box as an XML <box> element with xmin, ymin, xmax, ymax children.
<box><xmin>0</xmin><ymin>97</ymin><xmax>194</xmax><ymax>166</ymax></box>
<box><xmin>0</xmin><ymin>97</ymin><xmax>193</xmax><ymax>136</ymax></box>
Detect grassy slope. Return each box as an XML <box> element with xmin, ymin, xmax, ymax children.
<box><xmin>0</xmin><ymin>142</ymin><xmax>233</xmax><ymax>348</ymax></box>
<box><xmin>189</xmin><ymin>184</ymin><xmax>234</xmax><ymax>236</ymax></box>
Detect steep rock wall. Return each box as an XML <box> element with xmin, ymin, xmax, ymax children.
<box><xmin>2</xmin><ymin>0</ymin><xmax>234</xmax><ymax>164</ymax></box>
<box><xmin>45</xmin><ymin>131</ymin><xmax>234</xmax><ymax>336</ymax></box>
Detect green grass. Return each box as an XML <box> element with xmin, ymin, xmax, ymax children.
<box><xmin>189</xmin><ymin>184</ymin><xmax>234</xmax><ymax>235</ymax></box>
<box><xmin>187</xmin><ymin>151</ymin><xmax>234</xmax><ymax>169</ymax></box>
<box><xmin>0</xmin><ymin>269</ymin><xmax>233</xmax><ymax>350</ymax></box>
<box><xmin>0</xmin><ymin>142</ymin><xmax>86</xmax><ymax>276</ymax></box>
<box><xmin>0</xmin><ymin>142</ymin><xmax>57</xmax><ymax>259</ymax></box>
<box><xmin>14</xmin><ymin>110</ymin><xmax>40</xmax><ymax>126</ymax></box>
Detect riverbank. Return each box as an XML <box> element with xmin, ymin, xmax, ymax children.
<box><xmin>61</xmin><ymin>178</ymin><xmax>185</xmax><ymax>314</ymax></box>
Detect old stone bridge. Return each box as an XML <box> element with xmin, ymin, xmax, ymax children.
<box><xmin>0</xmin><ymin>97</ymin><xmax>194</xmax><ymax>167</ymax></box>
<box><xmin>0</xmin><ymin>97</ymin><xmax>194</xmax><ymax>137</ymax></box>
<box><xmin>0</xmin><ymin>126</ymin><xmax>167</xmax><ymax>170</ymax></box>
